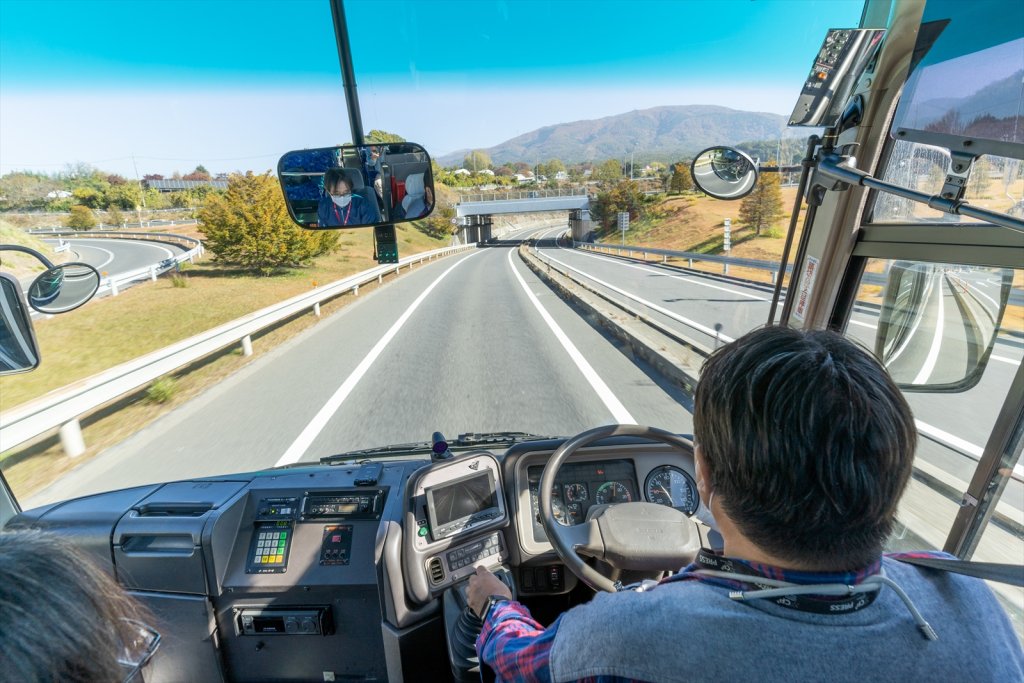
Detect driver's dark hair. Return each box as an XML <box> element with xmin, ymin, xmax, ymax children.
<box><xmin>0</xmin><ymin>528</ymin><xmax>151</xmax><ymax>681</ymax></box>
<box><xmin>693</xmin><ymin>326</ymin><xmax>916</xmax><ymax>570</ymax></box>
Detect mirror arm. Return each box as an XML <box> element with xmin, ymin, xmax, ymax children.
<box><xmin>0</xmin><ymin>244</ymin><xmax>56</xmax><ymax>270</ymax></box>
<box><xmin>329</xmin><ymin>0</ymin><xmax>365</xmax><ymax>146</ymax></box>
<box><xmin>815</xmin><ymin>155</ymin><xmax>1024</xmax><ymax>234</ymax></box>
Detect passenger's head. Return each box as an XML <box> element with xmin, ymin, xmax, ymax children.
<box><xmin>0</xmin><ymin>529</ymin><xmax>156</xmax><ymax>681</ymax></box>
<box><xmin>692</xmin><ymin>326</ymin><xmax>916</xmax><ymax>570</ymax></box>
<box><xmin>324</xmin><ymin>168</ymin><xmax>353</xmax><ymax>197</ymax></box>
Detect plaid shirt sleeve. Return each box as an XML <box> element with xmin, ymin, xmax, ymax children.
<box><xmin>476</xmin><ymin>600</ymin><xmax>558</xmax><ymax>683</ymax></box>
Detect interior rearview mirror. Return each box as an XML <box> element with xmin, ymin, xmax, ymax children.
<box><xmin>690</xmin><ymin>147</ymin><xmax>759</xmax><ymax>200</ymax></box>
<box><xmin>278</xmin><ymin>143</ymin><xmax>435</xmax><ymax>229</ymax></box>
<box><xmin>874</xmin><ymin>262</ymin><xmax>1014</xmax><ymax>392</ymax></box>
<box><xmin>28</xmin><ymin>262</ymin><xmax>101</xmax><ymax>314</ymax></box>
<box><xmin>0</xmin><ymin>272</ymin><xmax>41</xmax><ymax>376</ymax></box>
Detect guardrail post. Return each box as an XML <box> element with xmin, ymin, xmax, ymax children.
<box><xmin>688</xmin><ymin>258</ymin><xmax>693</xmax><ymax>268</ymax></box>
<box><xmin>313</xmin><ymin>303</ymin><xmax>321</xmax><ymax>317</ymax></box>
<box><xmin>150</xmin><ymin>266</ymin><xmax>158</xmax><ymax>282</ymax></box>
<box><xmin>353</xmin><ymin>284</ymin><xmax>359</xmax><ymax>296</ymax></box>
<box><xmin>662</xmin><ymin>255</ymin><xmax>667</xmax><ymax>264</ymax></box>
<box><xmin>395</xmin><ymin>266</ymin><xmax>400</xmax><ymax>276</ymax></box>
<box><xmin>723</xmin><ymin>263</ymin><xmax>730</xmax><ymax>276</ymax></box>
<box><xmin>643</xmin><ymin>251</ymin><xmax>647</xmax><ymax>260</ymax></box>
<box><xmin>241</xmin><ymin>335</ymin><xmax>253</xmax><ymax>357</ymax></box>
<box><xmin>771</xmin><ymin>270</ymin><xmax>778</xmax><ymax>284</ymax></box>
<box><xmin>59</xmin><ymin>419</ymin><xmax>86</xmax><ymax>458</ymax></box>
<box><xmin>111</xmin><ymin>281</ymin><xmax>120</xmax><ymax>296</ymax></box>
<box><xmin>378</xmin><ymin>273</ymin><xmax>383</xmax><ymax>285</ymax></box>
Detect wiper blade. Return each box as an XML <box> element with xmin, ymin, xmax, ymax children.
<box><xmin>319</xmin><ymin>442</ymin><xmax>433</xmax><ymax>464</ymax></box>
<box><xmin>454</xmin><ymin>432</ymin><xmax>554</xmax><ymax>446</ymax></box>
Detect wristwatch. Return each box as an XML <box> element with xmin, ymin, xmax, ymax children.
<box><xmin>480</xmin><ymin>594</ymin><xmax>509</xmax><ymax>621</ymax></box>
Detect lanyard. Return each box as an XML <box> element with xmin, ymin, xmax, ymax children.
<box><xmin>333</xmin><ymin>200</ymin><xmax>353</xmax><ymax>225</ymax></box>
<box><xmin>672</xmin><ymin>549</ymin><xmax>881</xmax><ymax>615</ymax></box>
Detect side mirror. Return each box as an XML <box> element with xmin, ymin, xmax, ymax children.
<box><xmin>0</xmin><ymin>273</ymin><xmax>41</xmax><ymax>376</ymax></box>
<box><xmin>278</xmin><ymin>143</ymin><xmax>436</xmax><ymax>229</ymax></box>
<box><xmin>690</xmin><ymin>147</ymin><xmax>759</xmax><ymax>200</ymax></box>
<box><xmin>875</xmin><ymin>262</ymin><xmax>1013</xmax><ymax>392</ymax></box>
<box><xmin>28</xmin><ymin>262</ymin><xmax>101</xmax><ymax>314</ymax></box>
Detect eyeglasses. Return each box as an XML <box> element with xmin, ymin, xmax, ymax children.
<box><xmin>118</xmin><ymin>620</ymin><xmax>161</xmax><ymax>683</ymax></box>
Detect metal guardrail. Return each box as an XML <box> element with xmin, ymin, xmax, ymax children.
<box><xmin>0</xmin><ymin>243</ymin><xmax>477</xmax><ymax>455</ymax></box>
<box><xmin>580</xmin><ymin>241</ymin><xmax>794</xmax><ymax>280</ymax></box>
<box><xmin>31</xmin><ymin>230</ymin><xmax>204</xmax><ymax>296</ymax></box>
<box><xmin>458</xmin><ymin>188</ymin><xmax>589</xmax><ymax>203</ymax></box>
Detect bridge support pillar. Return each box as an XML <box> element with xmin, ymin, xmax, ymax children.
<box><xmin>568</xmin><ymin>209</ymin><xmax>592</xmax><ymax>242</ymax></box>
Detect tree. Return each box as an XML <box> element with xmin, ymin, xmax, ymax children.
<box><xmin>592</xmin><ymin>180</ymin><xmax>650</xmax><ymax>233</ymax></box>
<box><xmin>967</xmin><ymin>157</ymin><xmax>991</xmax><ymax>198</ymax></box>
<box><xmin>106</xmin><ymin>174</ymin><xmax>128</xmax><ymax>185</ymax></box>
<box><xmin>0</xmin><ymin>172</ymin><xmax>60</xmax><ymax>210</ymax></box>
<box><xmin>463</xmin><ymin>150</ymin><xmax>491</xmax><ymax>173</ymax></box>
<box><xmin>183</xmin><ymin>165</ymin><xmax>211</xmax><ymax>181</ymax></box>
<box><xmin>142</xmin><ymin>173</ymin><xmax>164</xmax><ymax>181</ymax></box>
<box><xmin>198</xmin><ymin>172</ymin><xmax>339</xmax><ymax>276</ymax></box>
<box><xmin>366</xmin><ymin>129</ymin><xmax>406</xmax><ymax>143</ymax></box>
<box><xmin>105</xmin><ymin>183</ymin><xmax>143</xmax><ymax>210</ymax></box>
<box><xmin>592</xmin><ymin>159</ymin><xmax>623</xmax><ymax>183</ymax></box>
<box><xmin>738</xmin><ymin>169</ymin><xmax>784</xmax><ymax>236</ymax></box>
<box><xmin>106</xmin><ymin>205</ymin><xmax>126</xmax><ymax>227</ymax></box>
<box><xmin>72</xmin><ymin>186</ymin><xmax>105</xmax><ymax>208</ymax></box>
<box><xmin>65</xmin><ymin>205</ymin><xmax>97</xmax><ymax>230</ymax></box>
<box><xmin>668</xmin><ymin>163</ymin><xmax>692</xmax><ymax>194</ymax></box>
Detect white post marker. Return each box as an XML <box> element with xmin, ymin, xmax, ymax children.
<box><xmin>59</xmin><ymin>419</ymin><xmax>86</xmax><ymax>458</ymax></box>
<box><xmin>723</xmin><ymin>218</ymin><xmax>731</xmax><ymax>276</ymax></box>
<box><xmin>241</xmin><ymin>335</ymin><xmax>254</xmax><ymax>357</ymax></box>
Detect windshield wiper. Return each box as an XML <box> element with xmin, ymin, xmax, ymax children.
<box><xmin>316</xmin><ymin>432</ymin><xmax>555</xmax><ymax>465</ymax></box>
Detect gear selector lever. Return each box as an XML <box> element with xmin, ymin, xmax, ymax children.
<box><xmin>444</xmin><ymin>567</ymin><xmax>513</xmax><ymax>682</ymax></box>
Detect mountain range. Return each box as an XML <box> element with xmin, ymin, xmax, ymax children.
<box><xmin>437</xmin><ymin>105</ymin><xmax>811</xmax><ymax>167</ymax></box>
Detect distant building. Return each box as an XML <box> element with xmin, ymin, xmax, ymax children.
<box><xmin>143</xmin><ymin>179</ymin><xmax>229</xmax><ymax>193</ymax></box>
<box><xmin>46</xmin><ymin>190</ymin><xmax>73</xmax><ymax>199</ymax></box>
<box><xmin>554</xmin><ymin>171</ymin><xmax>568</xmax><ymax>181</ymax></box>
<box><xmin>512</xmin><ymin>173</ymin><xmax>536</xmax><ymax>183</ymax></box>
<box><xmin>582</xmin><ymin>169</ymin><xmax>593</xmax><ymax>177</ymax></box>
<box><xmin>453</xmin><ymin>168</ymin><xmax>472</xmax><ymax>176</ymax></box>
<box><xmin>479</xmin><ymin>169</ymin><xmax>495</xmax><ymax>176</ymax></box>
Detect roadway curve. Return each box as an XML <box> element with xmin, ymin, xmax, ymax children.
<box><xmin>44</xmin><ymin>237</ymin><xmax>188</xmax><ymax>281</ymax></box>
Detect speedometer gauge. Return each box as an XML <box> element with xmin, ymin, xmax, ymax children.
<box><xmin>645</xmin><ymin>466</ymin><xmax>699</xmax><ymax>515</ymax></box>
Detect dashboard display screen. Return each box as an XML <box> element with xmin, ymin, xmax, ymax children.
<box><xmin>425</xmin><ymin>470</ymin><xmax>499</xmax><ymax>539</ymax></box>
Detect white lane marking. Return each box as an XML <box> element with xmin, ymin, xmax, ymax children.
<box><xmin>848</xmin><ymin>318</ymin><xmax>877</xmax><ymax>330</ymax></box>
<box><xmin>67</xmin><ymin>242</ymin><xmax>116</xmax><ymax>269</ymax></box>
<box><xmin>916</xmin><ymin>419</ymin><xmax>982</xmax><ymax>458</ymax></box>
<box><xmin>535</xmin><ymin>250</ymin><xmax>735</xmax><ymax>343</ymax></box>
<box><xmin>886</xmin><ymin>273</ymin><xmax>934</xmax><ymax>366</ymax></box>
<box><xmin>912</xmin><ymin>275</ymin><xmax>946</xmax><ymax>384</ymax></box>
<box><xmin>506</xmin><ymin>248</ymin><xmax>636</xmax><ymax>425</ymax></box>
<box><xmin>275</xmin><ymin>251</ymin><xmax>481</xmax><ymax>466</ymax></box>
<box><xmin>991</xmin><ymin>355</ymin><xmax>1021</xmax><ymax>366</ymax></box>
<box><xmin>569</xmin><ymin>246</ymin><xmax>767</xmax><ymax>301</ymax></box>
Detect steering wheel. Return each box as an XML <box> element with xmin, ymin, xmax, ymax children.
<box><xmin>539</xmin><ymin>424</ymin><xmax>702</xmax><ymax>592</ymax></box>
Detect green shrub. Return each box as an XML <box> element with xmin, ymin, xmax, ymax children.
<box><xmin>171</xmin><ymin>274</ymin><xmax>189</xmax><ymax>288</ymax></box>
<box><xmin>146</xmin><ymin>377</ymin><xmax>177</xmax><ymax>404</ymax></box>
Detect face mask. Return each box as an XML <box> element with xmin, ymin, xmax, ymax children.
<box><xmin>332</xmin><ymin>193</ymin><xmax>352</xmax><ymax>208</ymax></box>
<box><xmin>693</xmin><ymin>491</ymin><xmax>719</xmax><ymax>532</ymax></box>
<box><xmin>693</xmin><ymin>452</ymin><xmax>720</xmax><ymax>532</ymax></box>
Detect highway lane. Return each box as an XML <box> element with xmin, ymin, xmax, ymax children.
<box><xmin>27</xmin><ymin>226</ymin><xmax>694</xmax><ymax>506</ymax></box>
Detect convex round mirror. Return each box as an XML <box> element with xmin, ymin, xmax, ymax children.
<box><xmin>278</xmin><ymin>142</ymin><xmax>435</xmax><ymax>229</ymax></box>
<box><xmin>28</xmin><ymin>262</ymin><xmax>101</xmax><ymax>314</ymax></box>
<box><xmin>691</xmin><ymin>146</ymin><xmax>759</xmax><ymax>200</ymax></box>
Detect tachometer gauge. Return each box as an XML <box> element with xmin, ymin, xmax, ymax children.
<box><xmin>551</xmin><ymin>498</ymin><xmax>570</xmax><ymax>526</ymax></box>
<box><xmin>645</xmin><ymin>466</ymin><xmax>699</xmax><ymax>515</ymax></box>
<box><xmin>564</xmin><ymin>483</ymin><xmax>588</xmax><ymax>502</ymax></box>
<box><xmin>595</xmin><ymin>481</ymin><xmax>632</xmax><ymax>505</ymax></box>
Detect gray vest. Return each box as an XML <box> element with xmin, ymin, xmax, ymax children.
<box><xmin>549</xmin><ymin>557</ymin><xmax>1023</xmax><ymax>682</ymax></box>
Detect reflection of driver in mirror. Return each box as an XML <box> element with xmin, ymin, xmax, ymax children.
<box><xmin>467</xmin><ymin>327</ymin><xmax>1022</xmax><ymax>682</ymax></box>
<box><xmin>317</xmin><ymin>169</ymin><xmax>380</xmax><ymax>227</ymax></box>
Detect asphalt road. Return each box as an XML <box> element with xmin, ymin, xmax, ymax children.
<box><xmin>28</xmin><ymin>226</ymin><xmax>695</xmax><ymax>505</ymax></box>
<box><xmin>44</xmin><ymin>237</ymin><xmax>187</xmax><ymax>280</ymax></box>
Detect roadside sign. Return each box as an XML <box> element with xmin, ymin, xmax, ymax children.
<box><xmin>617</xmin><ymin>212</ymin><xmax>629</xmax><ymax>230</ymax></box>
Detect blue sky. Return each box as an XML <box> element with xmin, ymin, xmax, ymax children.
<box><xmin>0</xmin><ymin>0</ymin><xmax>865</xmax><ymax>176</ymax></box>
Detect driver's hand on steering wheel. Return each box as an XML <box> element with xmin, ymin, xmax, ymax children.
<box><xmin>467</xmin><ymin>565</ymin><xmax>513</xmax><ymax>618</ymax></box>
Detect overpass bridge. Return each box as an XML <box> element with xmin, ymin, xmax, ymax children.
<box><xmin>454</xmin><ymin>188</ymin><xmax>593</xmax><ymax>242</ymax></box>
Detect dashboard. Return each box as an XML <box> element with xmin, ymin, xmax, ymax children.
<box><xmin>6</xmin><ymin>434</ymin><xmax>700</xmax><ymax>682</ymax></box>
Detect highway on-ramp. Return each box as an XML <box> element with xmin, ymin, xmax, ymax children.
<box><xmin>45</xmin><ymin>237</ymin><xmax>188</xmax><ymax>281</ymax></box>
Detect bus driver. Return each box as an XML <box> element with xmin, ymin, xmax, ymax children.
<box><xmin>468</xmin><ymin>326</ymin><xmax>1023</xmax><ymax>682</ymax></box>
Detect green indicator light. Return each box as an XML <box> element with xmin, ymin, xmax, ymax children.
<box><xmin>418</xmin><ymin>526</ymin><xmax>429</xmax><ymax>537</ymax></box>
